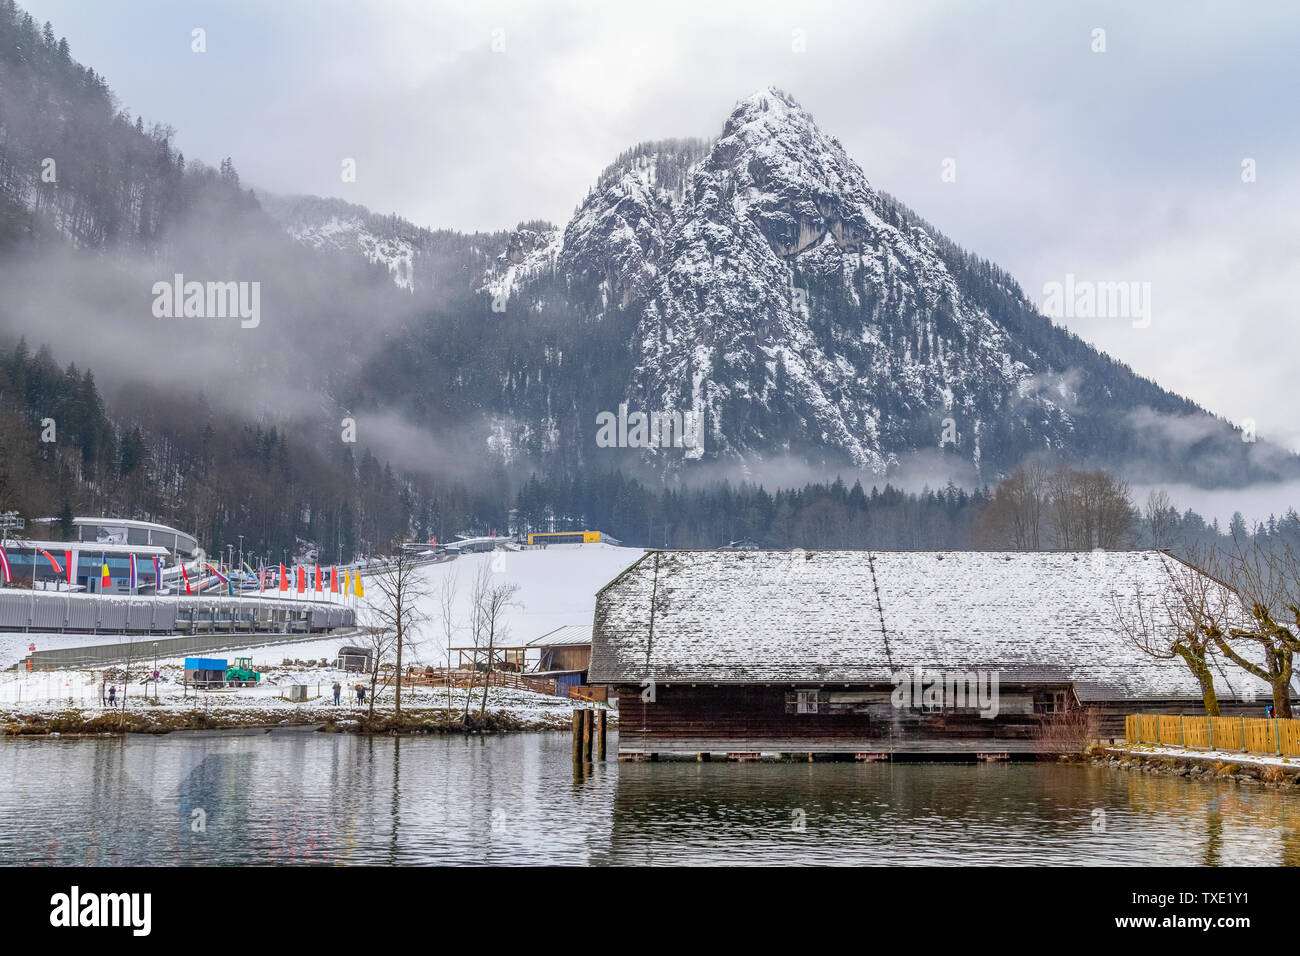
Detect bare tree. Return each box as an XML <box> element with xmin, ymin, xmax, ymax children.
<box><xmin>980</xmin><ymin>461</ymin><xmax>1050</xmax><ymax>549</ymax></box>
<box><xmin>1112</xmin><ymin>549</ymin><xmax>1238</xmax><ymax>716</ymax></box>
<box><xmin>461</xmin><ymin>564</ymin><xmax>491</xmax><ymax>722</ymax></box>
<box><xmin>435</xmin><ymin>566</ymin><xmax>460</xmax><ymax>716</ymax></box>
<box><xmin>357</xmin><ymin>625</ymin><xmax>398</xmax><ymax>719</ymax></box>
<box><xmin>464</xmin><ymin>561</ymin><xmax>521</xmax><ymax>719</ymax></box>
<box><xmin>1217</xmin><ymin>536</ymin><xmax>1300</xmax><ymax>717</ymax></box>
<box><xmin>1144</xmin><ymin>489</ymin><xmax>1177</xmax><ymax>549</ymax></box>
<box><xmin>1049</xmin><ymin>465</ymin><xmax>1134</xmax><ymax>549</ymax></box>
<box><xmin>367</xmin><ymin>550</ymin><xmax>429</xmax><ymax>719</ymax></box>
<box><xmin>978</xmin><ymin>463</ymin><xmax>1135</xmax><ymax>551</ymax></box>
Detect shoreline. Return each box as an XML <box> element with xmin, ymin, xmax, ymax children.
<box><xmin>1087</xmin><ymin>743</ymin><xmax>1300</xmax><ymax>790</ymax></box>
<box><xmin>0</xmin><ymin>704</ymin><xmax>598</xmax><ymax>737</ymax></box>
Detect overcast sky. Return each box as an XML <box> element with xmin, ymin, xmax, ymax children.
<box><xmin>20</xmin><ymin>0</ymin><xmax>1300</xmax><ymax>461</ymax></box>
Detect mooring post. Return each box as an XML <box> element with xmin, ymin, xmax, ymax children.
<box><xmin>597</xmin><ymin>708</ymin><xmax>607</xmax><ymax>760</ymax></box>
<box><xmin>582</xmin><ymin>708</ymin><xmax>594</xmax><ymax>762</ymax></box>
<box><xmin>571</xmin><ymin>709</ymin><xmax>582</xmax><ymax>762</ymax></box>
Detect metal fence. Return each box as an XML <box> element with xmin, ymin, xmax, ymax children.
<box><xmin>0</xmin><ymin>590</ymin><xmax>355</xmax><ymax>635</ymax></box>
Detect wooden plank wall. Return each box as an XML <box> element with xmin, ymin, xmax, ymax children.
<box><xmin>612</xmin><ymin>683</ymin><xmax>1060</xmax><ymax>754</ymax></box>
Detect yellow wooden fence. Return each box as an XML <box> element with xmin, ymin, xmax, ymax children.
<box><xmin>1125</xmin><ymin>713</ymin><xmax>1300</xmax><ymax>757</ymax></box>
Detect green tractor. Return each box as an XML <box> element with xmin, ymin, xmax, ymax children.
<box><xmin>226</xmin><ymin>656</ymin><xmax>261</xmax><ymax>686</ymax></box>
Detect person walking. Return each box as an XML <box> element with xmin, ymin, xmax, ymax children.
<box><xmin>332</xmin><ymin>681</ymin><xmax>342</xmax><ymax>706</ymax></box>
<box><xmin>107</xmin><ymin>685</ymin><xmax>117</xmax><ymax>708</ymax></box>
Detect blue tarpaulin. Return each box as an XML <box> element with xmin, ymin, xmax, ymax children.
<box><xmin>555</xmin><ymin>672</ymin><xmax>584</xmax><ymax>696</ymax></box>
<box><xmin>184</xmin><ymin>657</ymin><xmax>228</xmax><ymax>671</ymax></box>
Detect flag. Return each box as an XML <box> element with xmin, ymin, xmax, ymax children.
<box><xmin>314</xmin><ymin>565</ymin><xmax>323</xmax><ymax>592</ymax></box>
<box><xmin>180</xmin><ymin>561</ymin><xmax>192</xmax><ymax>595</ymax></box>
<box><xmin>101</xmin><ymin>560</ymin><xmax>111</xmax><ymax>589</ymax></box>
<box><xmin>279</xmin><ymin>563</ymin><xmax>288</xmax><ymax>591</ymax></box>
<box><xmin>65</xmin><ymin>550</ymin><xmax>74</xmax><ymax>586</ymax></box>
<box><xmin>205</xmin><ymin>562</ymin><xmax>233</xmax><ymax>594</ymax></box>
<box><xmin>258</xmin><ymin>561</ymin><xmax>266</xmax><ymax>593</ymax></box>
<box><xmin>153</xmin><ymin>557</ymin><xmax>163</xmax><ymax>591</ymax></box>
<box><xmin>39</xmin><ymin>549</ymin><xmax>62</xmax><ymax>574</ymax></box>
<box><xmin>342</xmin><ymin>569</ymin><xmax>350</xmax><ymax>597</ymax></box>
<box><xmin>354</xmin><ymin>570</ymin><xmax>364</xmax><ymax>599</ymax></box>
<box><xmin>128</xmin><ymin>553</ymin><xmax>138</xmax><ymax>592</ymax></box>
<box><xmin>0</xmin><ymin>547</ymin><xmax>11</xmax><ymax>584</ymax></box>
<box><xmin>296</xmin><ymin>565</ymin><xmax>306</xmax><ymax>593</ymax></box>
<box><xmin>330</xmin><ymin>567</ymin><xmax>338</xmax><ymax>593</ymax></box>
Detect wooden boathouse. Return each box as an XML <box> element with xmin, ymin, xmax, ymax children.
<box><xmin>589</xmin><ymin>550</ymin><xmax>1272</xmax><ymax>758</ymax></box>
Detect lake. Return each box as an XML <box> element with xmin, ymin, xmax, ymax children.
<box><xmin>2</xmin><ymin>731</ymin><xmax>1297</xmax><ymax>865</ymax></box>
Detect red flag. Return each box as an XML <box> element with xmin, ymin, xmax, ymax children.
<box><xmin>314</xmin><ymin>565</ymin><xmax>323</xmax><ymax>592</ymax></box>
<box><xmin>0</xmin><ymin>547</ymin><xmax>11</xmax><ymax>584</ymax></box>
<box><xmin>330</xmin><ymin>567</ymin><xmax>339</xmax><ymax>593</ymax></box>
<box><xmin>39</xmin><ymin>549</ymin><xmax>62</xmax><ymax>574</ymax></box>
<box><xmin>64</xmin><ymin>550</ymin><xmax>73</xmax><ymax>585</ymax></box>
<box><xmin>279</xmin><ymin>563</ymin><xmax>288</xmax><ymax>591</ymax></box>
<box><xmin>296</xmin><ymin>566</ymin><xmax>306</xmax><ymax>593</ymax></box>
<box><xmin>180</xmin><ymin>561</ymin><xmax>192</xmax><ymax>595</ymax></box>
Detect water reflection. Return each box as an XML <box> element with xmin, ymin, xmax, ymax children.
<box><xmin>0</xmin><ymin>732</ymin><xmax>1295</xmax><ymax>865</ymax></box>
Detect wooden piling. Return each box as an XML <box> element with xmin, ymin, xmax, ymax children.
<box><xmin>582</xmin><ymin>708</ymin><xmax>594</xmax><ymax>762</ymax></box>
<box><xmin>597</xmin><ymin>708</ymin><xmax>607</xmax><ymax>760</ymax></box>
<box><xmin>571</xmin><ymin>710</ymin><xmax>582</xmax><ymax>762</ymax></box>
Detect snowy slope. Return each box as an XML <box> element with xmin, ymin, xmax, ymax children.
<box><xmin>358</xmin><ymin>544</ymin><xmax>645</xmax><ymax>667</ymax></box>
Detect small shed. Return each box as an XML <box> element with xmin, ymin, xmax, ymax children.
<box><xmin>335</xmin><ymin>645</ymin><xmax>373</xmax><ymax>673</ymax></box>
<box><xmin>527</xmin><ymin>624</ymin><xmax>592</xmax><ymax>674</ymax></box>
<box><xmin>184</xmin><ymin>657</ymin><xmax>227</xmax><ymax>688</ymax></box>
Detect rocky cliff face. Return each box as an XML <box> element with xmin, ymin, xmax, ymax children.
<box><xmin>505</xmin><ymin>89</ymin><xmax>1102</xmax><ymax>474</ymax></box>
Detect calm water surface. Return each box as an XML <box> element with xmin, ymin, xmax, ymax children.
<box><xmin>2</xmin><ymin>731</ymin><xmax>1297</xmax><ymax>865</ymax></box>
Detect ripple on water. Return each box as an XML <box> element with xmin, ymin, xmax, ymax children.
<box><xmin>0</xmin><ymin>734</ymin><xmax>1296</xmax><ymax>865</ymax></box>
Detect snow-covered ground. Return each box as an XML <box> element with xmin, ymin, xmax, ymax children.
<box><xmin>0</xmin><ymin>665</ymin><xmax>584</xmax><ymax>729</ymax></box>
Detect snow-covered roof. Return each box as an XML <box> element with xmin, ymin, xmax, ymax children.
<box><xmin>528</xmin><ymin>624</ymin><xmax>592</xmax><ymax>647</ymax></box>
<box><xmin>590</xmin><ymin>550</ymin><xmax>1270</xmax><ymax>701</ymax></box>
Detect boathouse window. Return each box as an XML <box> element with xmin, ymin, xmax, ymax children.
<box><xmin>787</xmin><ymin>690</ymin><xmax>830</xmax><ymax>714</ymax></box>
<box><xmin>1034</xmin><ymin>690</ymin><xmax>1069</xmax><ymax>714</ymax></box>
